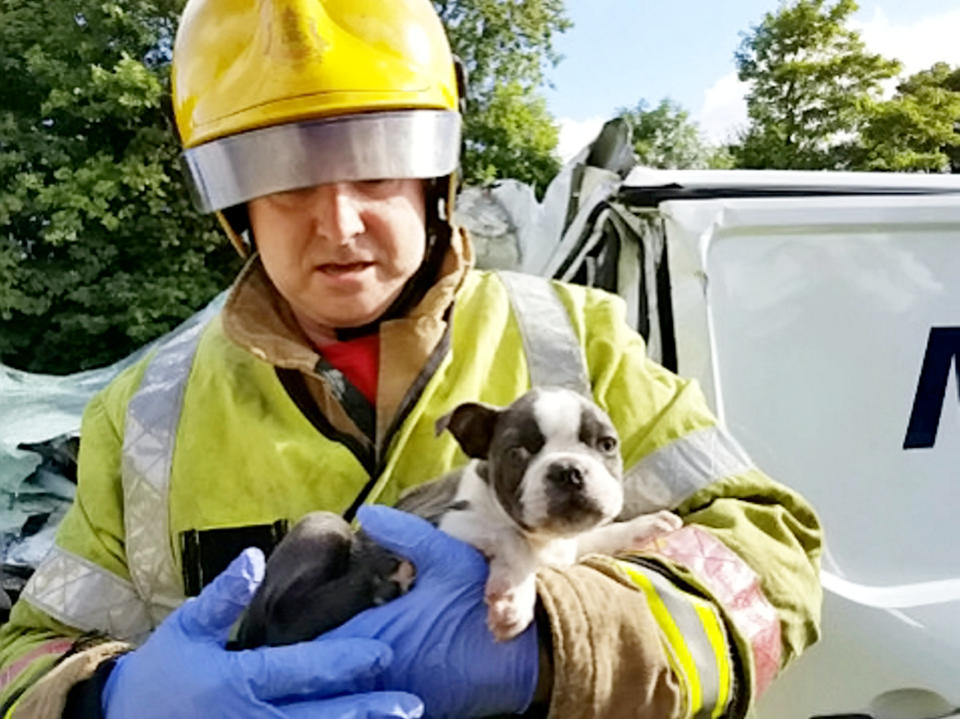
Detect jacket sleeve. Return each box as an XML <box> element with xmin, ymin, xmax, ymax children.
<box><xmin>0</xmin><ymin>364</ymin><xmax>146</xmax><ymax>718</ymax></box>
<box><xmin>535</xmin><ymin>285</ymin><xmax>822</xmax><ymax>719</ymax></box>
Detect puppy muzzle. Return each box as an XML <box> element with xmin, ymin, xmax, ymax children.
<box><xmin>522</xmin><ymin>454</ymin><xmax>624</xmax><ymax>536</ymax></box>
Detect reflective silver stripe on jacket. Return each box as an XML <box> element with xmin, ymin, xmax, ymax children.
<box><xmin>496</xmin><ymin>271</ymin><xmax>591</xmax><ymax>395</ymax></box>
<box><xmin>21</xmin><ymin>546</ymin><xmax>153</xmax><ymax>642</ymax></box>
<box><xmin>122</xmin><ymin>317</ymin><xmax>209</xmax><ymax>625</ymax></box>
<box><xmin>621</xmin><ymin>425</ymin><xmax>755</xmax><ymax>516</ymax></box>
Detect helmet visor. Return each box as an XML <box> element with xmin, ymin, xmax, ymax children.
<box><xmin>182</xmin><ymin>109</ymin><xmax>461</xmax><ymax>212</ymax></box>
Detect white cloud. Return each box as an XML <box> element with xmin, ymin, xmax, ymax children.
<box><xmin>693</xmin><ymin>7</ymin><xmax>960</xmax><ymax>146</ymax></box>
<box><xmin>556</xmin><ymin>116</ymin><xmax>606</xmax><ymax>163</ymax></box>
<box><xmin>696</xmin><ymin>72</ymin><xmax>750</xmax><ymax>145</ymax></box>
<box><xmin>853</xmin><ymin>8</ymin><xmax>960</xmax><ymax>75</ymax></box>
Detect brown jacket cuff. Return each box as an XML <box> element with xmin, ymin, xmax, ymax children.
<box><xmin>536</xmin><ymin>558</ymin><xmax>683</xmax><ymax>719</ymax></box>
<box><xmin>10</xmin><ymin>641</ymin><xmax>131</xmax><ymax>719</ymax></box>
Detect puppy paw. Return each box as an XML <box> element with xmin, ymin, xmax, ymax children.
<box><xmin>484</xmin><ymin>574</ymin><xmax>513</xmax><ymax>601</ymax></box>
<box><xmin>625</xmin><ymin>510</ymin><xmax>683</xmax><ymax>548</ymax></box>
<box><xmin>485</xmin><ymin>591</ymin><xmax>534</xmax><ymax>642</ymax></box>
<box><xmin>371</xmin><ymin>559</ymin><xmax>416</xmax><ymax>606</ymax></box>
<box><xmin>390</xmin><ymin>559</ymin><xmax>416</xmax><ymax>593</ymax></box>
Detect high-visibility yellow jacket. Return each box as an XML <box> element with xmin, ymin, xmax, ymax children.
<box><xmin>0</xmin><ymin>239</ymin><xmax>821</xmax><ymax>719</ymax></box>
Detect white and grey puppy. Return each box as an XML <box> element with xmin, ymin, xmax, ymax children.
<box><xmin>233</xmin><ymin>387</ymin><xmax>680</xmax><ymax>649</ymax></box>
<box><xmin>403</xmin><ymin>386</ymin><xmax>682</xmax><ymax>640</ymax></box>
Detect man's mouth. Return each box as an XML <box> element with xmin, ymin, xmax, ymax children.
<box><xmin>317</xmin><ymin>261</ymin><xmax>373</xmax><ymax>276</ymax></box>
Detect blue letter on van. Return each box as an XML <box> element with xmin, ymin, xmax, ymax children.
<box><xmin>904</xmin><ymin>327</ymin><xmax>960</xmax><ymax>449</ymax></box>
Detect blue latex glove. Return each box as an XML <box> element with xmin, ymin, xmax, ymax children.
<box><xmin>326</xmin><ymin>505</ymin><xmax>539</xmax><ymax>719</ymax></box>
<box><xmin>102</xmin><ymin>547</ymin><xmax>423</xmax><ymax>719</ymax></box>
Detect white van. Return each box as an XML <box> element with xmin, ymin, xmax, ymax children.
<box><xmin>461</xmin><ymin>153</ymin><xmax>960</xmax><ymax>718</ymax></box>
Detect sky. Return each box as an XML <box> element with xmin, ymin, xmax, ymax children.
<box><xmin>545</xmin><ymin>0</ymin><xmax>960</xmax><ymax>161</ymax></box>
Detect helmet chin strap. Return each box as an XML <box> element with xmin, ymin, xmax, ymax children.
<box><xmin>217</xmin><ymin>206</ymin><xmax>253</xmax><ymax>257</ymax></box>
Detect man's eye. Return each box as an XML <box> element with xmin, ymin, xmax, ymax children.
<box><xmin>358</xmin><ymin>178</ymin><xmax>398</xmax><ymax>192</ymax></box>
<box><xmin>266</xmin><ymin>186</ymin><xmax>313</xmax><ymax>206</ymax></box>
<box><xmin>598</xmin><ymin>436</ymin><xmax>618</xmax><ymax>453</ymax></box>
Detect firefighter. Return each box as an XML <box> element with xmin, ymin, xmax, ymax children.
<box><xmin>0</xmin><ymin>0</ymin><xmax>823</xmax><ymax>717</ymax></box>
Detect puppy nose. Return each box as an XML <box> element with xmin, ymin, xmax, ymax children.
<box><xmin>548</xmin><ymin>463</ymin><xmax>584</xmax><ymax>490</ymax></box>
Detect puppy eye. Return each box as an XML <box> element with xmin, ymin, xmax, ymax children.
<box><xmin>598</xmin><ymin>436</ymin><xmax>618</xmax><ymax>453</ymax></box>
<box><xmin>506</xmin><ymin>446</ymin><xmax>530</xmax><ymax>464</ymax></box>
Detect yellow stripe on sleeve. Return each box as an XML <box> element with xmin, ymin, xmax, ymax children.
<box><xmin>621</xmin><ymin>564</ymin><xmax>703</xmax><ymax>717</ymax></box>
<box><xmin>694</xmin><ymin>603</ymin><xmax>733</xmax><ymax>719</ymax></box>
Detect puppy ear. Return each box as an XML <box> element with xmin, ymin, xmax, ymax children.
<box><xmin>435</xmin><ymin>402</ymin><xmax>500</xmax><ymax>459</ymax></box>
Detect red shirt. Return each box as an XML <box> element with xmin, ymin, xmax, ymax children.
<box><xmin>317</xmin><ymin>334</ymin><xmax>380</xmax><ymax>405</ymax></box>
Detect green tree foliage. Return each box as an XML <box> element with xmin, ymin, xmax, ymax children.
<box><xmin>858</xmin><ymin>63</ymin><xmax>960</xmax><ymax>172</ymax></box>
<box><xmin>0</xmin><ymin>0</ymin><xmax>239</xmax><ymax>373</ymax></box>
<box><xmin>732</xmin><ymin>0</ymin><xmax>901</xmax><ymax>170</ymax></box>
<box><xmin>616</xmin><ymin>99</ymin><xmax>731</xmax><ymax>169</ymax></box>
<box><xmin>1</xmin><ymin>0</ymin><xmax>571</xmax><ymax>374</ymax></box>
<box><xmin>462</xmin><ymin>82</ymin><xmax>561</xmax><ymax>195</ymax></box>
<box><xmin>433</xmin><ymin>0</ymin><xmax>570</xmax><ymax>192</ymax></box>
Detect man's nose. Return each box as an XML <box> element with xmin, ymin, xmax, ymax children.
<box><xmin>312</xmin><ymin>182</ymin><xmax>365</xmax><ymax>242</ymax></box>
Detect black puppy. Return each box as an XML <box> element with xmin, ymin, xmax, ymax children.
<box><xmin>233</xmin><ymin>513</ymin><xmax>412</xmax><ymax>649</ymax></box>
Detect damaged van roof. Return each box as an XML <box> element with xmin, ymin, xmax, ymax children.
<box><xmin>622</xmin><ymin>167</ymin><xmax>960</xmax><ymax>195</ymax></box>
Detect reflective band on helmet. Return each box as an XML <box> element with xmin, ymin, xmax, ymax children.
<box><xmin>20</xmin><ymin>547</ymin><xmax>152</xmax><ymax>642</ymax></box>
<box><xmin>621</xmin><ymin>425</ymin><xmax>755</xmax><ymax>515</ymax></box>
<box><xmin>123</xmin><ymin>315</ymin><xmax>209</xmax><ymax>625</ymax></box>
<box><xmin>644</xmin><ymin>525</ymin><xmax>782</xmax><ymax>697</ymax></box>
<box><xmin>618</xmin><ymin>562</ymin><xmax>733</xmax><ymax>719</ymax></box>
<box><xmin>183</xmin><ymin>109</ymin><xmax>462</xmax><ymax>212</ymax></box>
<box><xmin>497</xmin><ymin>271</ymin><xmax>590</xmax><ymax>395</ymax></box>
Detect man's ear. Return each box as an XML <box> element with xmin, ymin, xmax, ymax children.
<box><xmin>435</xmin><ymin>402</ymin><xmax>500</xmax><ymax>459</ymax></box>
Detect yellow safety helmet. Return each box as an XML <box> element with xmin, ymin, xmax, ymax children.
<box><xmin>171</xmin><ymin>0</ymin><xmax>462</xmax><ymax>254</ymax></box>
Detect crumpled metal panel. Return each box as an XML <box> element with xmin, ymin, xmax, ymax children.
<box><xmin>621</xmin><ymin>425</ymin><xmax>754</xmax><ymax>516</ymax></box>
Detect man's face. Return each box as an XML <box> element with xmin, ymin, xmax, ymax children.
<box><xmin>248</xmin><ymin>179</ymin><xmax>427</xmax><ymax>330</ymax></box>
